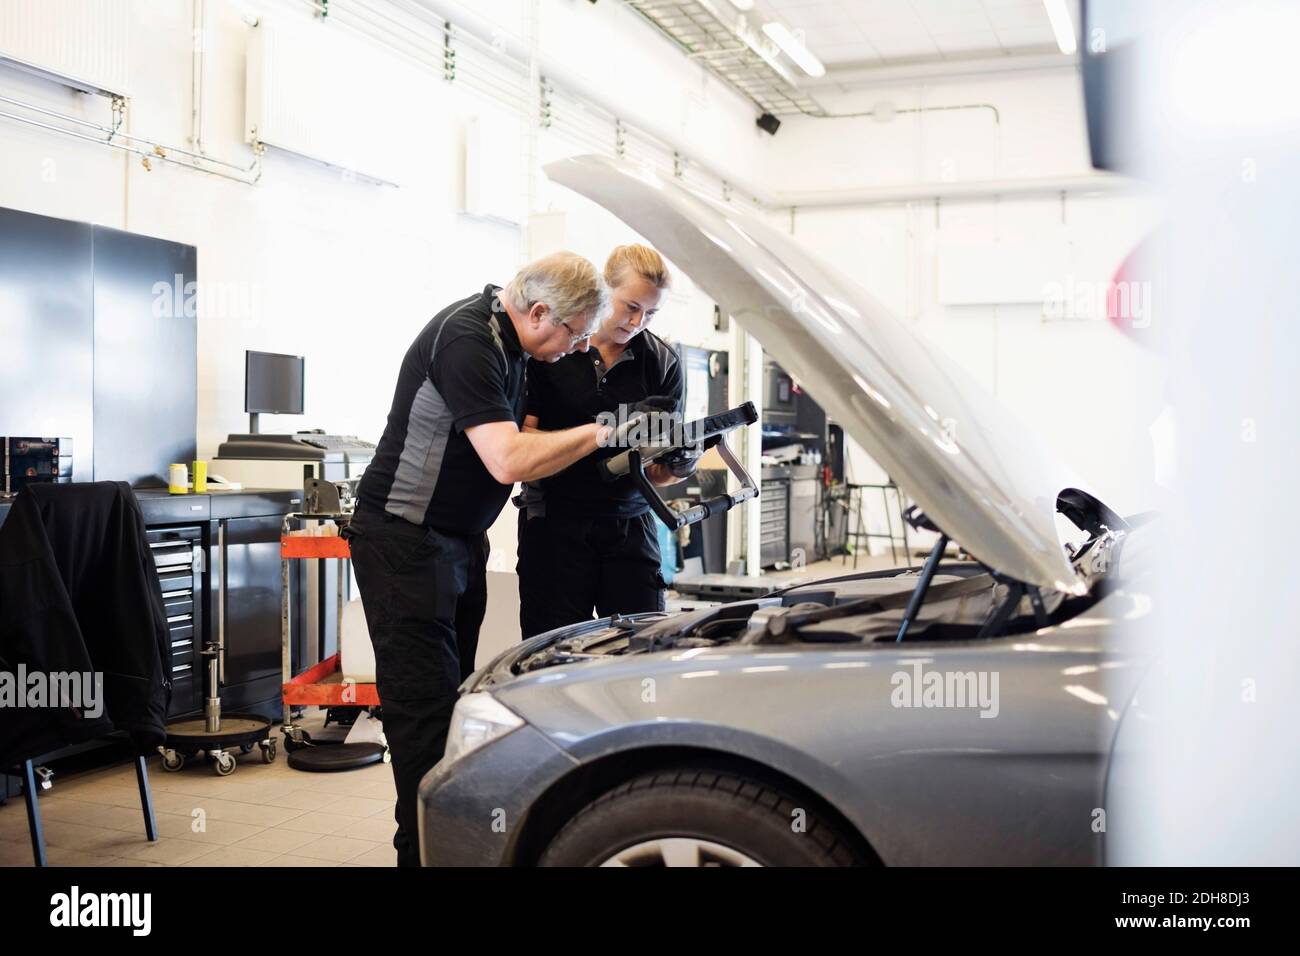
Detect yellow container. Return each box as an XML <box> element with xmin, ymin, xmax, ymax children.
<box><xmin>168</xmin><ymin>463</ymin><xmax>189</xmax><ymax>494</ymax></box>
<box><xmin>192</xmin><ymin>460</ymin><xmax>207</xmax><ymax>493</ymax></box>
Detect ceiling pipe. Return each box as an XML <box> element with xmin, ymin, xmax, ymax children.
<box><xmin>0</xmin><ymin>91</ymin><xmax>261</xmax><ymax>179</ymax></box>
<box><xmin>190</xmin><ymin>0</ymin><xmax>206</xmax><ymax>154</ymax></box>
<box><xmin>772</xmin><ymin>172</ymin><xmax>1134</xmax><ymax>208</ymax></box>
<box><xmin>802</xmin><ymin>52</ymin><xmax>1079</xmax><ymax>91</ymax></box>
<box><xmin>0</xmin><ymin>102</ymin><xmax>263</xmax><ymax>184</ymax></box>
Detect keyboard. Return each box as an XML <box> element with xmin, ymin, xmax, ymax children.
<box><xmin>297</xmin><ymin>435</ymin><xmax>377</xmax><ymax>452</ymax></box>
<box><xmin>216</xmin><ymin>433</ymin><xmax>378</xmax><ymax>461</ymax></box>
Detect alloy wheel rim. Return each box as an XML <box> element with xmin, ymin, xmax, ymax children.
<box><xmin>599</xmin><ymin>838</ymin><xmax>763</xmax><ymax>867</ymax></box>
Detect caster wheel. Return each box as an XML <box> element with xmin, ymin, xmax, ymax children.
<box><xmin>240</xmin><ymin>743</ymin><xmax>254</xmax><ymax>754</ymax></box>
<box><xmin>283</xmin><ymin>731</ymin><xmax>312</xmax><ymax>753</ymax></box>
<box><xmin>161</xmin><ymin>750</ymin><xmax>185</xmax><ymax>772</ymax></box>
<box><xmin>214</xmin><ymin>753</ymin><xmax>237</xmax><ymax>776</ymax></box>
<box><xmin>260</xmin><ymin>740</ymin><xmax>277</xmax><ymax>764</ymax></box>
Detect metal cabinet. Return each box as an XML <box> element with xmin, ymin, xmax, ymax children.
<box><xmin>91</xmin><ymin>225</ymin><xmax>197</xmax><ymax>486</ymax></box>
<box><xmin>0</xmin><ymin>208</ymin><xmax>197</xmax><ymax>488</ymax></box>
<box><xmin>208</xmin><ymin>505</ymin><xmax>299</xmax><ymax>721</ymax></box>
<box><xmin>0</xmin><ymin>209</ymin><xmax>94</xmax><ymax>481</ymax></box>
<box><xmin>788</xmin><ymin>477</ymin><xmax>819</xmax><ymax>560</ymax></box>
<box><xmin>760</xmin><ymin>479</ymin><xmax>790</xmax><ymax>568</ymax></box>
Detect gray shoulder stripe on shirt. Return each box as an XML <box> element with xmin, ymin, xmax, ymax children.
<box><xmin>487</xmin><ymin>313</ymin><xmax>508</xmax><ymax>361</ymax></box>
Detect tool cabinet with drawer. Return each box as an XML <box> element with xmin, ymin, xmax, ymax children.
<box><xmin>146</xmin><ymin>525</ymin><xmax>204</xmax><ymax>717</ymax></box>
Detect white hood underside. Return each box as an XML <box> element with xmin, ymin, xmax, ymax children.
<box><xmin>546</xmin><ymin>155</ymin><xmax>1090</xmax><ymax>593</ymax></box>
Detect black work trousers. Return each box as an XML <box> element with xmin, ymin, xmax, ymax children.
<box><xmin>516</xmin><ymin>509</ymin><xmax>665</xmax><ymax>639</ymax></box>
<box><xmin>344</xmin><ymin>507</ymin><xmax>488</xmax><ymax>867</ymax></box>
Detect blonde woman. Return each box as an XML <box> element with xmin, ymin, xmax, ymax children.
<box><xmin>516</xmin><ymin>244</ymin><xmax>697</xmax><ymax>638</ymax></box>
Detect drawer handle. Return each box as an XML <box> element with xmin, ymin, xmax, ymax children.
<box><xmin>172</xmin><ymin>664</ymin><xmax>192</xmax><ymax>674</ymax></box>
<box><xmin>166</xmin><ymin>613</ymin><xmax>193</xmax><ymax>624</ymax></box>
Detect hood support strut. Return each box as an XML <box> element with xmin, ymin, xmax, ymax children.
<box><xmin>895</xmin><ymin>533</ymin><xmax>949</xmax><ymax>642</ymax></box>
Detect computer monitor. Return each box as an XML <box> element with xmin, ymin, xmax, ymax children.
<box><xmin>245</xmin><ymin>350</ymin><xmax>304</xmax><ymax>433</ymax></box>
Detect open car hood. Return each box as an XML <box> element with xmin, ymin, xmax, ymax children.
<box><xmin>546</xmin><ymin>155</ymin><xmax>1092</xmax><ymax>593</ymax></box>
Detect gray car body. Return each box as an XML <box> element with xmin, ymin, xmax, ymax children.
<box><xmin>418</xmin><ymin>543</ymin><xmax>1152</xmax><ymax>866</ymax></box>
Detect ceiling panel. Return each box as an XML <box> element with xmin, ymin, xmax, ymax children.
<box><xmin>751</xmin><ymin>0</ymin><xmax>1065</xmax><ymax>70</ymax></box>
<box><xmin>868</xmin><ymin>33</ymin><xmax>939</xmax><ymax>59</ymax></box>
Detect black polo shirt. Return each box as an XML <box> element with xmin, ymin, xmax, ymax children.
<box><xmin>525</xmin><ymin>330</ymin><xmax>682</xmax><ymax>518</ymax></box>
<box><xmin>357</xmin><ymin>285</ymin><xmax>526</xmax><ymax>534</ymax></box>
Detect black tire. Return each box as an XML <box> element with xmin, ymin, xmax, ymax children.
<box><xmin>539</xmin><ymin>768</ymin><xmax>865</xmax><ymax>867</ymax></box>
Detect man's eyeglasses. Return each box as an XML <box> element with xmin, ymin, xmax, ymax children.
<box><xmin>559</xmin><ymin>321</ymin><xmax>593</xmax><ymax>346</ymax></box>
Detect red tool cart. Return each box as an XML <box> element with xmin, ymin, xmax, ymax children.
<box><xmin>279</xmin><ymin>515</ymin><xmax>380</xmax><ymax>751</ymax></box>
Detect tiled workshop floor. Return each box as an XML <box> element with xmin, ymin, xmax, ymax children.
<box><xmin>0</xmin><ymin>716</ymin><xmax>397</xmax><ymax>868</ymax></box>
<box><xmin>0</xmin><ymin>559</ymin><xmax>904</xmax><ymax>868</ymax></box>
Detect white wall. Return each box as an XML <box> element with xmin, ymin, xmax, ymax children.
<box><xmin>0</xmin><ymin>2</ymin><xmax>1162</xmax><ymax>572</ymax></box>
<box><xmin>0</xmin><ymin>0</ymin><xmax>765</xmax><ymax>569</ymax></box>
<box><xmin>763</xmin><ymin>70</ymin><xmax>1097</xmax><ymax>190</ymax></box>
<box><xmin>759</xmin><ymin>68</ymin><xmax>1166</xmax><ymax>550</ymax></box>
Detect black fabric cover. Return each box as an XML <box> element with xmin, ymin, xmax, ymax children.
<box><xmin>0</xmin><ymin>481</ymin><xmax>171</xmax><ymax>766</ymax></box>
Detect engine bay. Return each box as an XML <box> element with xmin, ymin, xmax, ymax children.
<box><xmin>512</xmin><ymin>527</ymin><xmax>1127</xmax><ymax>675</ymax></box>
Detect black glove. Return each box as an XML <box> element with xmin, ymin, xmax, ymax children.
<box><xmin>604</xmin><ymin>395</ymin><xmax>678</xmax><ymax>450</ymax></box>
<box><xmin>631</xmin><ymin>395</ymin><xmax>677</xmax><ymax>415</ymax></box>
<box><xmin>661</xmin><ymin>442</ymin><xmax>702</xmax><ymax>479</ymax></box>
<box><xmin>634</xmin><ymin>395</ymin><xmax>678</xmax><ymax>446</ymax></box>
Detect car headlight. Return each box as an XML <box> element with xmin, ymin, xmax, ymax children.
<box><xmin>442</xmin><ymin>692</ymin><xmax>524</xmax><ymax>766</ymax></box>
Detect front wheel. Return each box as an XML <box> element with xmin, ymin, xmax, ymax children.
<box><xmin>161</xmin><ymin>750</ymin><xmax>185</xmax><ymax>772</ymax></box>
<box><xmin>538</xmin><ymin>768</ymin><xmax>866</xmax><ymax>867</ymax></box>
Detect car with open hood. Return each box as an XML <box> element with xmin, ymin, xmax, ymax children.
<box><xmin>416</xmin><ymin>155</ymin><xmax>1152</xmax><ymax>867</ymax></box>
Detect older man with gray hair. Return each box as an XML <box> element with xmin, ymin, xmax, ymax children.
<box><xmin>347</xmin><ymin>251</ymin><xmax>611</xmax><ymax>865</ymax></box>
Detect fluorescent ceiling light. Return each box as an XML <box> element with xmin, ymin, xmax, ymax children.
<box><xmin>762</xmin><ymin>21</ymin><xmax>826</xmax><ymax>78</ymax></box>
<box><xmin>1043</xmin><ymin>0</ymin><xmax>1078</xmax><ymax>55</ymax></box>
